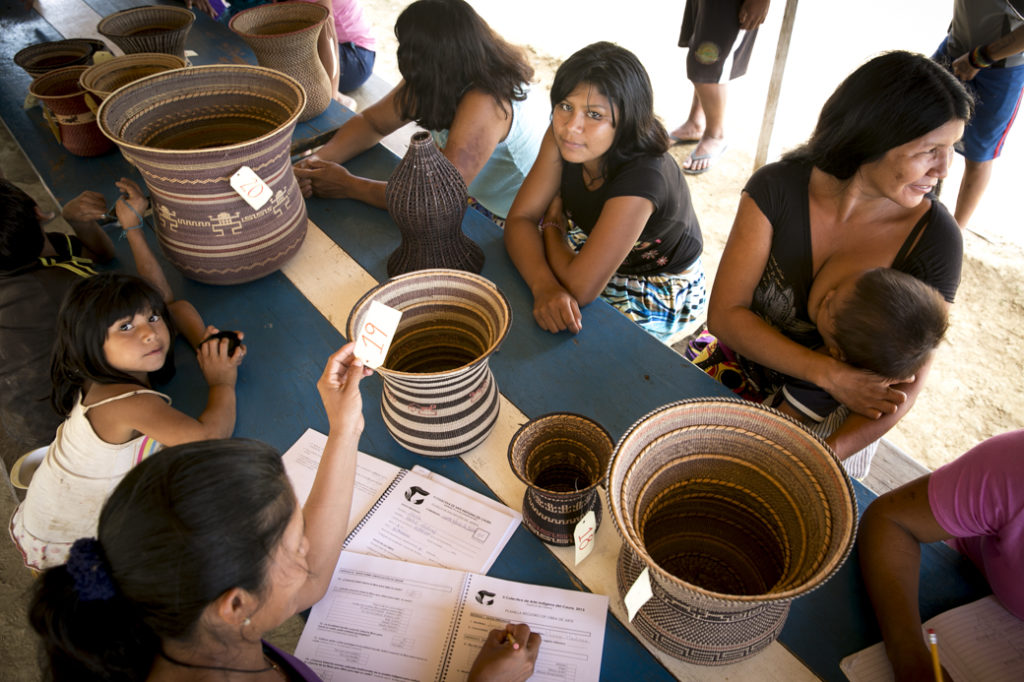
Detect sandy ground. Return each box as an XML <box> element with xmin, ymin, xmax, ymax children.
<box><xmin>360</xmin><ymin>0</ymin><xmax>1024</xmax><ymax>470</ymax></box>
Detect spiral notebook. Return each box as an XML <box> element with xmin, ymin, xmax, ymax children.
<box><xmin>840</xmin><ymin>596</ymin><xmax>1024</xmax><ymax>681</ymax></box>
<box><xmin>295</xmin><ymin>552</ymin><xmax>607</xmax><ymax>682</ymax></box>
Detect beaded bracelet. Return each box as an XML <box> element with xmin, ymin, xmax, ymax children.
<box><xmin>968</xmin><ymin>45</ymin><xmax>994</xmax><ymax>70</ymax></box>
<box><xmin>539</xmin><ymin>220</ymin><xmax>562</xmax><ymax>231</ymax></box>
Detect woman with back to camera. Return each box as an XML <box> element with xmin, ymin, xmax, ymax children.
<box><xmin>504</xmin><ymin>41</ymin><xmax>705</xmax><ymax>342</ymax></box>
<box><xmin>28</xmin><ymin>343</ymin><xmax>540</xmax><ymax>682</ymax></box>
<box><xmin>699</xmin><ymin>51</ymin><xmax>970</xmax><ymax>476</ymax></box>
<box><xmin>294</xmin><ymin>0</ymin><xmax>546</xmax><ymax>223</ymax></box>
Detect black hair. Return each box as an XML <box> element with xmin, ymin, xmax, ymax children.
<box><xmin>783</xmin><ymin>51</ymin><xmax>973</xmax><ymax>179</ymax></box>
<box><xmin>29</xmin><ymin>439</ymin><xmax>295</xmax><ymax>682</ymax></box>
<box><xmin>833</xmin><ymin>268</ymin><xmax>949</xmax><ymax>379</ymax></box>
<box><xmin>50</xmin><ymin>272</ymin><xmax>176</xmax><ymax>417</ymax></box>
<box><xmin>549</xmin><ymin>41</ymin><xmax>669</xmax><ymax>177</ymax></box>
<box><xmin>394</xmin><ymin>0</ymin><xmax>533</xmax><ymax>131</ymax></box>
<box><xmin>0</xmin><ymin>179</ymin><xmax>45</xmax><ymax>271</ymax></box>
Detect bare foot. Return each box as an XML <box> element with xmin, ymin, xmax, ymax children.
<box><xmin>682</xmin><ymin>135</ymin><xmax>728</xmax><ymax>174</ymax></box>
<box><xmin>333</xmin><ymin>92</ymin><xmax>358</xmax><ymax>111</ymax></box>
<box><xmin>670</xmin><ymin>120</ymin><xmax>704</xmax><ymax>143</ymax></box>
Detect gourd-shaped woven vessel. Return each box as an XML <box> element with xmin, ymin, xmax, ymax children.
<box><xmin>607</xmin><ymin>399</ymin><xmax>857</xmax><ymax>665</ymax></box>
<box><xmin>14</xmin><ymin>39</ymin><xmax>107</xmax><ymax>78</ymax></box>
<box><xmin>30</xmin><ymin>66</ymin><xmax>114</xmax><ymax>157</ymax></box>
<box><xmin>97</xmin><ymin>6</ymin><xmax>195</xmax><ymax>58</ymax></box>
<box><xmin>229</xmin><ymin>2</ymin><xmax>332</xmax><ymax>122</ymax></box>
<box><xmin>97</xmin><ymin>65</ymin><xmax>307</xmax><ymax>285</ymax></box>
<box><xmin>385</xmin><ymin>131</ymin><xmax>484</xmax><ymax>277</ymax></box>
<box><xmin>346</xmin><ymin>269</ymin><xmax>511</xmax><ymax>457</ymax></box>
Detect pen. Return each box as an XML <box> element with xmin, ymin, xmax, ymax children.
<box><xmin>927</xmin><ymin>628</ymin><xmax>942</xmax><ymax>682</ymax></box>
<box><xmin>502</xmin><ymin>631</ymin><xmax>520</xmax><ymax>650</ymax></box>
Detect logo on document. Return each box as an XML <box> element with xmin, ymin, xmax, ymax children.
<box><xmin>404</xmin><ymin>486</ymin><xmax>430</xmax><ymax>505</ymax></box>
<box><xmin>475</xmin><ymin>590</ymin><xmax>496</xmax><ymax>606</ymax></box>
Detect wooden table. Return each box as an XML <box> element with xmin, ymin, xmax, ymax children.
<box><xmin>1</xmin><ymin>1</ymin><xmax>991</xmax><ymax>679</ymax></box>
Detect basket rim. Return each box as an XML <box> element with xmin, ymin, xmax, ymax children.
<box><xmin>29</xmin><ymin>66</ymin><xmax>90</xmax><ymax>99</ymax></box>
<box><xmin>228</xmin><ymin>1</ymin><xmax>330</xmax><ymax>39</ymax></box>
<box><xmin>79</xmin><ymin>53</ymin><xmax>187</xmax><ymax>96</ymax></box>
<box><xmin>96</xmin><ymin>64</ymin><xmax>306</xmax><ymax>155</ymax></box>
<box><xmin>96</xmin><ymin>5</ymin><xmax>196</xmax><ymax>37</ymax></box>
<box><xmin>345</xmin><ymin>268</ymin><xmax>512</xmax><ymax>378</ymax></box>
<box><xmin>507</xmin><ymin>411</ymin><xmax>613</xmax><ymax>494</ymax></box>
<box><xmin>605</xmin><ymin>397</ymin><xmax>858</xmax><ymax>605</ymax></box>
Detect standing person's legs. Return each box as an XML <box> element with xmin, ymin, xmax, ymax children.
<box><xmin>954</xmin><ymin>159</ymin><xmax>994</xmax><ymax>228</ymax></box>
<box><xmin>684</xmin><ymin>83</ymin><xmax>728</xmax><ymax>173</ymax></box>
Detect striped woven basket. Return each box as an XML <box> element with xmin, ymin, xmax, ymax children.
<box><xmin>607</xmin><ymin>398</ymin><xmax>857</xmax><ymax>665</ymax></box>
<box><xmin>346</xmin><ymin>269</ymin><xmax>512</xmax><ymax>457</ymax></box>
<box><xmin>97</xmin><ymin>6</ymin><xmax>195</xmax><ymax>58</ymax></box>
<box><xmin>29</xmin><ymin>66</ymin><xmax>113</xmax><ymax>157</ymax></box>
<box><xmin>79</xmin><ymin>53</ymin><xmax>187</xmax><ymax>110</ymax></box>
<box><xmin>97</xmin><ymin>65</ymin><xmax>308</xmax><ymax>284</ymax></box>
<box><xmin>14</xmin><ymin>38</ymin><xmax>108</xmax><ymax>78</ymax></box>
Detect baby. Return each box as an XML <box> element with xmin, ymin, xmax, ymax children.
<box><xmin>778</xmin><ymin>267</ymin><xmax>949</xmax><ymax>425</ymax></box>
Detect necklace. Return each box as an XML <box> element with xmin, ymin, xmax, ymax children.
<box><xmin>581</xmin><ymin>164</ymin><xmax>604</xmax><ymax>187</ymax></box>
<box><xmin>159</xmin><ymin>649</ymin><xmax>280</xmax><ymax>676</ymax></box>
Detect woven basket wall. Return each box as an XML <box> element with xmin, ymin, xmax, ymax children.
<box><xmin>30</xmin><ymin>66</ymin><xmax>113</xmax><ymax>157</ymax></box>
<box><xmin>508</xmin><ymin>412</ymin><xmax>613</xmax><ymax>545</ymax></box>
<box><xmin>14</xmin><ymin>39</ymin><xmax>107</xmax><ymax>78</ymax></box>
<box><xmin>97</xmin><ymin>65</ymin><xmax>307</xmax><ymax>284</ymax></box>
<box><xmin>80</xmin><ymin>53</ymin><xmax>187</xmax><ymax>104</ymax></box>
<box><xmin>97</xmin><ymin>6</ymin><xmax>195</xmax><ymax>58</ymax></box>
<box><xmin>385</xmin><ymin>131</ymin><xmax>484</xmax><ymax>276</ymax></box>
<box><xmin>606</xmin><ymin>398</ymin><xmax>857</xmax><ymax>664</ymax></box>
<box><xmin>229</xmin><ymin>2</ymin><xmax>332</xmax><ymax>122</ymax></box>
<box><xmin>346</xmin><ymin>269</ymin><xmax>511</xmax><ymax>457</ymax></box>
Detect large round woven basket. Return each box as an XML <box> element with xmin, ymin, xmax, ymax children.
<box><xmin>30</xmin><ymin>66</ymin><xmax>114</xmax><ymax>157</ymax></box>
<box><xmin>97</xmin><ymin>6</ymin><xmax>195</xmax><ymax>57</ymax></box>
<box><xmin>79</xmin><ymin>53</ymin><xmax>187</xmax><ymax>108</ymax></box>
<box><xmin>97</xmin><ymin>65</ymin><xmax>308</xmax><ymax>284</ymax></box>
<box><xmin>607</xmin><ymin>398</ymin><xmax>857</xmax><ymax>665</ymax></box>
<box><xmin>508</xmin><ymin>412</ymin><xmax>613</xmax><ymax>546</ymax></box>
<box><xmin>229</xmin><ymin>2</ymin><xmax>332</xmax><ymax>122</ymax></box>
<box><xmin>14</xmin><ymin>39</ymin><xmax>108</xmax><ymax>78</ymax></box>
<box><xmin>346</xmin><ymin>269</ymin><xmax>511</xmax><ymax>457</ymax></box>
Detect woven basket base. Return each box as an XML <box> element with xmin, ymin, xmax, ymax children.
<box><xmin>616</xmin><ymin>546</ymin><xmax>789</xmax><ymax>665</ymax></box>
<box><xmin>522</xmin><ymin>489</ymin><xmax>601</xmax><ymax>546</ymax></box>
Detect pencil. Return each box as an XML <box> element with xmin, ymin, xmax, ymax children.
<box><xmin>927</xmin><ymin>628</ymin><xmax>942</xmax><ymax>682</ymax></box>
<box><xmin>502</xmin><ymin>631</ymin><xmax>520</xmax><ymax>650</ymax></box>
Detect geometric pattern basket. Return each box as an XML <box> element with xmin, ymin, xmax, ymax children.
<box><xmin>607</xmin><ymin>398</ymin><xmax>858</xmax><ymax>665</ymax></box>
<box><xmin>97</xmin><ymin>6</ymin><xmax>195</xmax><ymax>58</ymax></box>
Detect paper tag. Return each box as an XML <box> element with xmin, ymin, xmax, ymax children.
<box><xmin>230</xmin><ymin>165</ymin><xmax>273</xmax><ymax>210</ymax></box>
<box><xmin>624</xmin><ymin>567</ymin><xmax>653</xmax><ymax>622</ymax></box>
<box><xmin>573</xmin><ymin>511</ymin><xmax>597</xmax><ymax>566</ymax></box>
<box><xmin>92</xmin><ymin>50</ymin><xmax>115</xmax><ymax>64</ymax></box>
<box><xmin>353</xmin><ymin>301</ymin><xmax>402</xmax><ymax>369</ymax></box>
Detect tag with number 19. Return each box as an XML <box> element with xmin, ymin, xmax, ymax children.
<box><xmin>354</xmin><ymin>301</ymin><xmax>402</xmax><ymax>369</ymax></box>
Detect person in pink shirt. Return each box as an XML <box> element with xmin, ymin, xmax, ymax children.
<box><xmin>859</xmin><ymin>429</ymin><xmax>1024</xmax><ymax>679</ymax></box>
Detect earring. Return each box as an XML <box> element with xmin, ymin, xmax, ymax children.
<box><xmin>242</xmin><ymin>617</ymin><xmax>251</xmax><ymax>627</ymax></box>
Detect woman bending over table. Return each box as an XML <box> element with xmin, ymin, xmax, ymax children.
<box><xmin>505</xmin><ymin>42</ymin><xmax>705</xmax><ymax>342</ymax></box>
<box><xmin>702</xmin><ymin>51</ymin><xmax>970</xmax><ymax>474</ymax></box>
<box><xmin>859</xmin><ymin>429</ymin><xmax>1024</xmax><ymax>680</ymax></box>
<box><xmin>294</xmin><ymin>0</ymin><xmax>547</xmax><ymax>222</ymax></box>
<box><xmin>28</xmin><ymin>344</ymin><xmax>540</xmax><ymax>682</ymax></box>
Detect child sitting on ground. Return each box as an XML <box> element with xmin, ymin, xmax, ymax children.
<box><xmin>775</xmin><ymin>267</ymin><xmax>949</xmax><ymax>426</ymax></box>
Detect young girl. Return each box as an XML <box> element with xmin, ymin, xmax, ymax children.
<box><xmin>505</xmin><ymin>42</ymin><xmax>706</xmax><ymax>342</ymax></box>
<box><xmin>10</xmin><ymin>187</ymin><xmax>246</xmax><ymax>570</ymax></box>
<box><xmin>293</xmin><ymin>0</ymin><xmax>547</xmax><ymax>223</ymax></box>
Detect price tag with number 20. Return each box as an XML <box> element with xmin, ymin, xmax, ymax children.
<box><xmin>230</xmin><ymin>165</ymin><xmax>273</xmax><ymax>210</ymax></box>
<box><xmin>354</xmin><ymin>301</ymin><xmax>403</xmax><ymax>369</ymax></box>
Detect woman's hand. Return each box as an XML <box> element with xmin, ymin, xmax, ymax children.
<box><xmin>317</xmin><ymin>342</ymin><xmax>372</xmax><ymax>437</ymax></box>
<box><xmin>467</xmin><ymin>623</ymin><xmax>541</xmax><ymax>682</ymax></box>
<box><xmin>822</xmin><ymin>357</ymin><xmax>908</xmax><ymax>419</ymax></box>
<box><xmin>197</xmin><ymin>326</ymin><xmax>245</xmax><ymax>388</ymax></box>
<box><xmin>293</xmin><ymin>158</ymin><xmax>357</xmax><ymax>199</ymax></box>
<box><xmin>114</xmin><ymin>178</ymin><xmax>148</xmax><ymax>231</ymax></box>
<box><xmin>532</xmin><ymin>282</ymin><xmax>582</xmax><ymax>334</ymax></box>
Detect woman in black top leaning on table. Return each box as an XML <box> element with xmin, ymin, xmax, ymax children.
<box><xmin>27</xmin><ymin>344</ymin><xmax>540</xmax><ymax>682</ymax></box>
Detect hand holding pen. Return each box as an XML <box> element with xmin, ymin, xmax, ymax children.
<box><xmin>468</xmin><ymin>623</ymin><xmax>541</xmax><ymax>682</ymax></box>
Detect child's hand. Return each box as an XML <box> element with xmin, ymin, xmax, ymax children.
<box><xmin>197</xmin><ymin>326</ymin><xmax>246</xmax><ymax>387</ymax></box>
<box><xmin>317</xmin><ymin>342</ymin><xmax>371</xmax><ymax>437</ymax></box>
<box><xmin>114</xmin><ymin>178</ymin><xmax>149</xmax><ymax>231</ymax></box>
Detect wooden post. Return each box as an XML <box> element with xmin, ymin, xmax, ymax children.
<box><xmin>754</xmin><ymin>0</ymin><xmax>800</xmax><ymax>170</ymax></box>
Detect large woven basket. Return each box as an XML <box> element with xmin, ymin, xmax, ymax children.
<box><xmin>607</xmin><ymin>398</ymin><xmax>857</xmax><ymax>665</ymax></box>
<box><xmin>14</xmin><ymin>39</ymin><xmax>108</xmax><ymax>78</ymax></box>
<box><xmin>229</xmin><ymin>2</ymin><xmax>332</xmax><ymax>122</ymax></box>
<box><xmin>97</xmin><ymin>65</ymin><xmax>307</xmax><ymax>284</ymax></box>
<box><xmin>346</xmin><ymin>269</ymin><xmax>511</xmax><ymax>457</ymax></box>
<box><xmin>97</xmin><ymin>6</ymin><xmax>195</xmax><ymax>58</ymax></box>
<box><xmin>30</xmin><ymin>66</ymin><xmax>114</xmax><ymax>157</ymax></box>
<box><xmin>80</xmin><ymin>53</ymin><xmax>187</xmax><ymax>105</ymax></box>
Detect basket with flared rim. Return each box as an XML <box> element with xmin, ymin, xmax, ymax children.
<box><xmin>607</xmin><ymin>398</ymin><xmax>857</xmax><ymax>612</ymax></box>
<box><xmin>79</xmin><ymin>53</ymin><xmax>187</xmax><ymax>104</ymax></box>
<box><xmin>14</xmin><ymin>39</ymin><xmax>107</xmax><ymax>78</ymax></box>
<box><xmin>228</xmin><ymin>2</ymin><xmax>329</xmax><ymax>50</ymax></box>
<box><xmin>96</xmin><ymin>6</ymin><xmax>195</xmax><ymax>57</ymax></box>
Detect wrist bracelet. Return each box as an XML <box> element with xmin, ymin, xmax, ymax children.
<box><xmin>968</xmin><ymin>45</ymin><xmax>994</xmax><ymax>69</ymax></box>
<box><xmin>539</xmin><ymin>220</ymin><xmax>561</xmax><ymax>231</ymax></box>
<box><xmin>120</xmin><ymin>200</ymin><xmax>146</xmax><ymax>231</ymax></box>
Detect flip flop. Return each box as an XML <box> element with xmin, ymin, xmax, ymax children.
<box><xmin>682</xmin><ymin>144</ymin><xmax>728</xmax><ymax>175</ymax></box>
<box><xmin>669</xmin><ymin>133</ymin><xmax>700</xmax><ymax>145</ymax></box>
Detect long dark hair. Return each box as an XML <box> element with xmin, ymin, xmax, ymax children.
<box><xmin>29</xmin><ymin>440</ymin><xmax>295</xmax><ymax>681</ymax></box>
<box><xmin>783</xmin><ymin>51</ymin><xmax>973</xmax><ymax>179</ymax></box>
<box><xmin>50</xmin><ymin>272</ymin><xmax>175</xmax><ymax>417</ymax></box>
<box><xmin>0</xmin><ymin>179</ymin><xmax>44</xmax><ymax>271</ymax></box>
<box><xmin>394</xmin><ymin>0</ymin><xmax>533</xmax><ymax>131</ymax></box>
<box><xmin>550</xmin><ymin>41</ymin><xmax>669</xmax><ymax>177</ymax></box>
